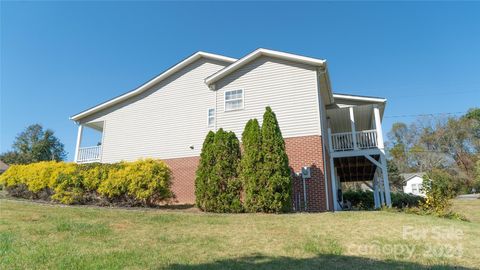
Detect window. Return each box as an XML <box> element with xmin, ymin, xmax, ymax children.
<box><xmin>411</xmin><ymin>184</ymin><xmax>418</xmax><ymax>194</ymax></box>
<box><xmin>418</xmin><ymin>184</ymin><xmax>423</xmax><ymax>193</ymax></box>
<box><xmin>208</xmin><ymin>108</ymin><xmax>215</xmax><ymax>127</ymax></box>
<box><xmin>225</xmin><ymin>89</ymin><xmax>244</xmax><ymax>111</ymax></box>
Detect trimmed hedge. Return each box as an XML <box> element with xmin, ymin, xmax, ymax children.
<box><xmin>342</xmin><ymin>190</ymin><xmax>425</xmax><ymax>210</ymax></box>
<box><xmin>0</xmin><ymin>159</ymin><xmax>173</xmax><ymax>206</ymax></box>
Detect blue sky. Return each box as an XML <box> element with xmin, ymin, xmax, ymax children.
<box><xmin>1</xmin><ymin>1</ymin><xmax>479</xmax><ymax>161</ymax></box>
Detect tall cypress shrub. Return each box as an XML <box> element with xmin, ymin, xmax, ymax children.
<box><xmin>195</xmin><ymin>131</ymin><xmax>216</xmax><ymax>211</ymax></box>
<box><xmin>261</xmin><ymin>106</ymin><xmax>292</xmax><ymax>213</ymax></box>
<box><xmin>241</xmin><ymin>119</ymin><xmax>264</xmax><ymax>212</ymax></box>
<box><xmin>211</xmin><ymin>129</ymin><xmax>243</xmax><ymax>212</ymax></box>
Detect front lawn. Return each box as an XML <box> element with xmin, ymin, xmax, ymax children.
<box><xmin>0</xmin><ymin>198</ymin><xmax>479</xmax><ymax>269</ymax></box>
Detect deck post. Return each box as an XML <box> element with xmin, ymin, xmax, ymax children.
<box><xmin>74</xmin><ymin>124</ymin><xmax>84</xmax><ymax>163</ymax></box>
<box><xmin>380</xmin><ymin>153</ymin><xmax>392</xmax><ymax>206</ymax></box>
<box><xmin>329</xmin><ymin>156</ymin><xmax>339</xmax><ymax>211</ymax></box>
<box><xmin>373</xmin><ymin>105</ymin><xmax>391</xmax><ymax>206</ymax></box>
<box><xmin>373</xmin><ymin>171</ymin><xmax>380</xmax><ymax>209</ymax></box>
<box><xmin>349</xmin><ymin>107</ymin><xmax>358</xmax><ymax>150</ymax></box>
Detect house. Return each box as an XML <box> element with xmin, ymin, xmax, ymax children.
<box><xmin>402</xmin><ymin>172</ymin><xmax>426</xmax><ymax>197</ymax></box>
<box><xmin>0</xmin><ymin>160</ymin><xmax>8</xmax><ymax>174</ymax></box>
<box><xmin>70</xmin><ymin>48</ymin><xmax>391</xmax><ymax>212</ymax></box>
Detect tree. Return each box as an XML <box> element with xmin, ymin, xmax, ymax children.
<box><xmin>195</xmin><ymin>131</ymin><xmax>216</xmax><ymax>211</ymax></box>
<box><xmin>422</xmin><ymin>169</ymin><xmax>457</xmax><ymax>213</ymax></box>
<box><xmin>387</xmin><ymin>161</ymin><xmax>404</xmax><ymax>191</ymax></box>
<box><xmin>0</xmin><ymin>124</ymin><xmax>66</xmax><ymax>164</ymax></box>
<box><xmin>260</xmin><ymin>107</ymin><xmax>292</xmax><ymax>213</ymax></box>
<box><xmin>195</xmin><ymin>129</ymin><xmax>242</xmax><ymax>213</ymax></box>
<box><xmin>240</xmin><ymin>119</ymin><xmax>263</xmax><ymax>212</ymax></box>
<box><xmin>211</xmin><ymin>129</ymin><xmax>243</xmax><ymax>212</ymax></box>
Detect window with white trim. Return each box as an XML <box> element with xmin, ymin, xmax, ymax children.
<box><xmin>208</xmin><ymin>108</ymin><xmax>215</xmax><ymax>127</ymax></box>
<box><xmin>224</xmin><ymin>89</ymin><xmax>244</xmax><ymax>111</ymax></box>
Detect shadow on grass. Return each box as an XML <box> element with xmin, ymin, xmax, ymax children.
<box><xmin>166</xmin><ymin>254</ymin><xmax>472</xmax><ymax>270</ymax></box>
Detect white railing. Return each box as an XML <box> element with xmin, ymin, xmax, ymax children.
<box><xmin>355</xmin><ymin>129</ymin><xmax>378</xmax><ymax>149</ymax></box>
<box><xmin>77</xmin><ymin>146</ymin><xmax>101</xmax><ymax>163</ymax></box>
<box><xmin>331</xmin><ymin>129</ymin><xmax>378</xmax><ymax>151</ymax></box>
<box><xmin>331</xmin><ymin>131</ymin><xmax>355</xmax><ymax>151</ymax></box>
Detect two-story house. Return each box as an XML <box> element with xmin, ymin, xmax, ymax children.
<box><xmin>70</xmin><ymin>49</ymin><xmax>391</xmax><ymax>212</ymax></box>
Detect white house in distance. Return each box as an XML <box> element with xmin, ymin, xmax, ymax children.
<box><xmin>70</xmin><ymin>48</ymin><xmax>391</xmax><ymax>212</ymax></box>
<box><xmin>402</xmin><ymin>173</ymin><xmax>426</xmax><ymax>197</ymax></box>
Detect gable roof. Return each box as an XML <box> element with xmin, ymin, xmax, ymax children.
<box><xmin>70</xmin><ymin>51</ymin><xmax>237</xmax><ymax>121</ymax></box>
<box><xmin>204</xmin><ymin>48</ymin><xmax>327</xmax><ymax>86</ymax></box>
<box><xmin>401</xmin><ymin>172</ymin><xmax>426</xmax><ymax>182</ymax></box>
<box><xmin>204</xmin><ymin>48</ymin><xmax>334</xmax><ymax>105</ymax></box>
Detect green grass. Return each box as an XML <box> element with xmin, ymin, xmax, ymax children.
<box><xmin>0</xmin><ymin>198</ymin><xmax>479</xmax><ymax>269</ymax></box>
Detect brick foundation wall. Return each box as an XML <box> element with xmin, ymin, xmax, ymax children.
<box><xmin>285</xmin><ymin>135</ymin><xmax>329</xmax><ymax>212</ymax></box>
<box><xmin>163</xmin><ymin>156</ymin><xmax>199</xmax><ymax>205</ymax></box>
<box><xmin>164</xmin><ymin>135</ymin><xmax>330</xmax><ymax>212</ymax></box>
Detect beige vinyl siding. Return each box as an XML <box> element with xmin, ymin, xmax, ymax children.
<box><xmin>215</xmin><ymin>56</ymin><xmax>321</xmax><ymax>138</ymax></box>
<box><xmin>78</xmin><ymin>58</ymin><xmax>229</xmax><ymax>163</ymax></box>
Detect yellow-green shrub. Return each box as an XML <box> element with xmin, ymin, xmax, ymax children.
<box><xmin>126</xmin><ymin>159</ymin><xmax>172</xmax><ymax>202</ymax></box>
<box><xmin>98</xmin><ymin>159</ymin><xmax>172</xmax><ymax>204</ymax></box>
<box><xmin>79</xmin><ymin>163</ymin><xmax>116</xmax><ymax>191</ymax></box>
<box><xmin>0</xmin><ymin>159</ymin><xmax>173</xmax><ymax>206</ymax></box>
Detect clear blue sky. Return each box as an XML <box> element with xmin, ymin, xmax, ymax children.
<box><xmin>1</xmin><ymin>1</ymin><xmax>479</xmax><ymax>161</ymax></box>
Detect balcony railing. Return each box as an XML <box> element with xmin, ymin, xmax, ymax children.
<box><xmin>331</xmin><ymin>129</ymin><xmax>378</xmax><ymax>152</ymax></box>
<box><xmin>77</xmin><ymin>146</ymin><xmax>102</xmax><ymax>163</ymax></box>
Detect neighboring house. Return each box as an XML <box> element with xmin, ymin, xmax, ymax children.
<box><xmin>402</xmin><ymin>173</ymin><xmax>426</xmax><ymax>197</ymax></box>
<box><xmin>70</xmin><ymin>48</ymin><xmax>391</xmax><ymax>212</ymax></box>
<box><xmin>0</xmin><ymin>160</ymin><xmax>8</xmax><ymax>174</ymax></box>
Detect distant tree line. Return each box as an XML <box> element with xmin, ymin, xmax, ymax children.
<box><xmin>387</xmin><ymin>108</ymin><xmax>480</xmax><ymax>194</ymax></box>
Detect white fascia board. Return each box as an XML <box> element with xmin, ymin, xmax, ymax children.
<box><xmin>70</xmin><ymin>52</ymin><xmax>237</xmax><ymax>121</ymax></box>
<box><xmin>205</xmin><ymin>48</ymin><xmax>326</xmax><ymax>86</ymax></box>
<box><xmin>333</xmin><ymin>93</ymin><xmax>387</xmax><ymax>103</ymax></box>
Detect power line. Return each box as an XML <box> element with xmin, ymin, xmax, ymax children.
<box><xmin>388</xmin><ymin>90</ymin><xmax>479</xmax><ymax>99</ymax></box>
<box><xmin>384</xmin><ymin>111</ymin><xmax>467</xmax><ymax>118</ymax></box>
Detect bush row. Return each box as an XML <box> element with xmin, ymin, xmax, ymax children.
<box><xmin>0</xmin><ymin>159</ymin><xmax>173</xmax><ymax>206</ymax></box>
<box><xmin>342</xmin><ymin>190</ymin><xmax>425</xmax><ymax>210</ymax></box>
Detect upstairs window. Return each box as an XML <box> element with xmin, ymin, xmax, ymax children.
<box><xmin>225</xmin><ymin>89</ymin><xmax>244</xmax><ymax>111</ymax></box>
<box><xmin>208</xmin><ymin>108</ymin><xmax>215</xmax><ymax>127</ymax></box>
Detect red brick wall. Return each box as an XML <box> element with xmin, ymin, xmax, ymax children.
<box><xmin>285</xmin><ymin>135</ymin><xmax>329</xmax><ymax>212</ymax></box>
<box><xmin>163</xmin><ymin>135</ymin><xmax>330</xmax><ymax>212</ymax></box>
<box><xmin>163</xmin><ymin>156</ymin><xmax>199</xmax><ymax>205</ymax></box>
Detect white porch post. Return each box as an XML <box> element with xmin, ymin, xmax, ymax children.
<box><xmin>373</xmin><ymin>105</ymin><xmax>391</xmax><ymax>207</ymax></box>
<box><xmin>74</xmin><ymin>124</ymin><xmax>83</xmax><ymax>163</ymax></box>
<box><xmin>349</xmin><ymin>107</ymin><xmax>358</xmax><ymax>150</ymax></box>
<box><xmin>373</xmin><ymin>105</ymin><xmax>384</xmax><ymax>150</ymax></box>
